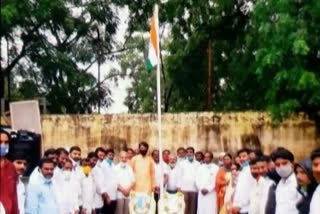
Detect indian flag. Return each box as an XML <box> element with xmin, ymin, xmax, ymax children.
<box><xmin>146</xmin><ymin>14</ymin><xmax>159</xmax><ymax>71</ymax></box>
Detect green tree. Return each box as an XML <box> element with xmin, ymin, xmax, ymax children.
<box><xmin>249</xmin><ymin>0</ymin><xmax>320</xmax><ymax>121</ymax></box>
<box><xmin>1</xmin><ymin>0</ymin><xmax>118</xmax><ymax>113</ymax></box>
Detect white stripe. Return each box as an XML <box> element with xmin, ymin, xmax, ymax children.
<box><xmin>148</xmin><ymin>41</ymin><xmax>158</xmax><ymax>66</ymax></box>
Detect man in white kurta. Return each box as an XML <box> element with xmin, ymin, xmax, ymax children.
<box><xmin>91</xmin><ymin>159</ymin><xmax>105</xmax><ymax>213</ymax></box>
<box><xmin>115</xmin><ymin>151</ymin><xmax>135</xmax><ymax>214</ymax></box>
<box><xmin>177</xmin><ymin>147</ymin><xmax>200</xmax><ymax>214</ymax></box>
<box><xmin>309</xmin><ymin>148</ymin><xmax>320</xmax><ymax>214</ymax></box>
<box><xmin>100</xmin><ymin>149</ymin><xmax>118</xmax><ymax>213</ymax></box>
<box><xmin>195</xmin><ymin>152</ymin><xmax>219</xmax><ymax>214</ymax></box>
<box><xmin>166</xmin><ymin>155</ymin><xmax>180</xmax><ymax>193</ymax></box>
<box><xmin>56</xmin><ymin>160</ymin><xmax>79</xmax><ymax>214</ymax></box>
<box><xmin>12</xmin><ymin>152</ymin><xmax>28</xmax><ymax>214</ymax></box>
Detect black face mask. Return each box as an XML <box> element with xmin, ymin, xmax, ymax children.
<box><xmin>140</xmin><ymin>150</ymin><xmax>147</xmax><ymax>156</ymax></box>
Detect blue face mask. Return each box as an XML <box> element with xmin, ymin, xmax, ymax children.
<box><xmin>0</xmin><ymin>145</ymin><xmax>9</xmax><ymax>157</ymax></box>
<box><xmin>187</xmin><ymin>156</ymin><xmax>194</xmax><ymax>162</ymax></box>
<box><xmin>242</xmin><ymin>161</ymin><xmax>249</xmax><ymax>167</ymax></box>
<box><xmin>106</xmin><ymin>158</ymin><xmax>113</xmax><ymax>165</ymax></box>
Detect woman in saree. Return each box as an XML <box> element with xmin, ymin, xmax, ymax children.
<box><xmin>216</xmin><ymin>153</ymin><xmax>233</xmax><ymax>214</ymax></box>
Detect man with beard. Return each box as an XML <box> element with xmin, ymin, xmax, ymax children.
<box><xmin>29</xmin><ymin>148</ymin><xmax>58</xmax><ymax>184</ymax></box>
<box><xmin>11</xmin><ymin>152</ymin><xmax>28</xmax><ymax>214</ymax></box>
<box><xmin>130</xmin><ymin>142</ymin><xmax>155</xmax><ymax>193</ymax></box>
<box><xmin>25</xmin><ymin>158</ymin><xmax>59</xmax><ymax>214</ymax></box>
<box><xmin>309</xmin><ymin>147</ymin><xmax>320</xmax><ymax>214</ymax></box>
<box><xmin>55</xmin><ymin>148</ymin><xmax>69</xmax><ymax>169</ymax></box>
<box><xmin>166</xmin><ymin>155</ymin><xmax>180</xmax><ymax>193</ymax></box>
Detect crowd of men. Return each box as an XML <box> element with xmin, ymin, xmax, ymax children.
<box><xmin>0</xmin><ymin>129</ymin><xmax>320</xmax><ymax>214</ymax></box>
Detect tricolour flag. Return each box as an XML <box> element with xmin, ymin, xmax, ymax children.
<box><xmin>146</xmin><ymin>15</ymin><xmax>158</xmax><ymax>70</ymax></box>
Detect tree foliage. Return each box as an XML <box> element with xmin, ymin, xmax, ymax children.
<box><xmin>119</xmin><ymin>0</ymin><xmax>320</xmax><ymax>123</ymax></box>
<box><xmin>249</xmin><ymin>0</ymin><xmax>320</xmax><ymax>121</ymax></box>
<box><xmin>1</xmin><ymin>0</ymin><xmax>118</xmax><ymax>113</ymax></box>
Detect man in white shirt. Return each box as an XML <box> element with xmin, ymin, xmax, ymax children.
<box><xmin>271</xmin><ymin>148</ymin><xmax>301</xmax><ymax>214</ymax></box>
<box><xmin>310</xmin><ymin>147</ymin><xmax>320</xmax><ymax>214</ymax></box>
<box><xmin>56</xmin><ymin>159</ymin><xmax>80</xmax><ymax>214</ymax></box>
<box><xmin>115</xmin><ymin>151</ymin><xmax>135</xmax><ymax>214</ymax></box>
<box><xmin>69</xmin><ymin>146</ymin><xmax>84</xmax><ymax>210</ymax></box>
<box><xmin>256</xmin><ymin>156</ymin><xmax>276</xmax><ymax>214</ymax></box>
<box><xmin>177</xmin><ymin>147</ymin><xmax>186</xmax><ymax>163</ymax></box>
<box><xmin>11</xmin><ymin>152</ymin><xmax>28</xmax><ymax>214</ymax></box>
<box><xmin>232</xmin><ymin>148</ymin><xmax>255</xmax><ymax>214</ymax></box>
<box><xmin>101</xmin><ymin>149</ymin><xmax>118</xmax><ymax>213</ymax></box>
<box><xmin>177</xmin><ymin>147</ymin><xmax>200</xmax><ymax>214</ymax></box>
<box><xmin>166</xmin><ymin>155</ymin><xmax>180</xmax><ymax>193</ymax></box>
<box><xmin>195</xmin><ymin>152</ymin><xmax>219</xmax><ymax>214</ymax></box>
<box><xmin>80</xmin><ymin>157</ymin><xmax>96</xmax><ymax>214</ymax></box>
<box><xmin>29</xmin><ymin>148</ymin><xmax>58</xmax><ymax>184</ymax></box>
<box><xmin>152</xmin><ymin>149</ymin><xmax>169</xmax><ymax>214</ymax></box>
<box><xmin>92</xmin><ymin>149</ymin><xmax>106</xmax><ymax>214</ymax></box>
<box><xmin>95</xmin><ymin>147</ymin><xmax>106</xmax><ymax>167</ymax></box>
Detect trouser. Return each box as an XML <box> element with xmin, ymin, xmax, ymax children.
<box><xmin>95</xmin><ymin>208</ymin><xmax>103</xmax><ymax>214</ymax></box>
<box><xmin>102</xmin><ymin>200</ymin><xmax>117</xmax><ymax>214</ymax></box>
<box><xmin>115</xmin><ymin>198</ymin><xmax>130</xmax><ymax>214</ymax></box>
<box><xmin>182</xmin><ymin>191</ymin><xmax>198</xmax><ymax>214</ymax></box>
<box><xmin>154</xmin><ymin>193</ymin><xmax>159</xmax><ymax>214</ymax></box>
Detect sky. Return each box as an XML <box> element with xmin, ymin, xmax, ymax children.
<box><xmin>89</xmin><ymin>7</ymin><xmax>131</xmax><ymax>114</ymax></box>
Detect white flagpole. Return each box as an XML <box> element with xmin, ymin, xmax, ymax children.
<box><xmin>154</xmin><ymin>4</ymin><xmax>164</xmax><ymax>203</ymax></box>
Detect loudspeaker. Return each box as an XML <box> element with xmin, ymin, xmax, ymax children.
<box><xmin>8</xmin><ymin>130</ymin><xmax>41</xmax><ymax>176</ymax></box>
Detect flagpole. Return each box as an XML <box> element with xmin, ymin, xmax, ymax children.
<box><xmin>154</xmin><ymin>4</ymin><xmax>164</xmax><ymax>202</ymax></box>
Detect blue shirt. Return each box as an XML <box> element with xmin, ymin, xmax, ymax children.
<box><xmin>25</xmin><ymin>174</ymin><xmax>59</xmax><ymax>214</ymax></box>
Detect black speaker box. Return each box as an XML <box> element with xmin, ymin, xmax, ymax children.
<box><xmin>8</xmin><ymin>130</ymin><xmax>41</xmax><ymax>176</ymax></box>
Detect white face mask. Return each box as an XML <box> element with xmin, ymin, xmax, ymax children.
<box><xmin>62</xmin><ymin>170</ymin><xmax>72</xmax><ymax>180</ymax></box>
<box><xmin>120</xmin><ymin>162</ymin><xmax>127</xmax><ymax>168</ymax></box>
<box><xmin>276</xmin><ymin>164</ymin><xmax>293</xmax><ymax>178</ymax></box>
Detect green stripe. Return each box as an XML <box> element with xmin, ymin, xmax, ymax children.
<box><xmin>146</xmin><ymin>59</ymin><xmax>154</xmax><ymax>71</ymax></box>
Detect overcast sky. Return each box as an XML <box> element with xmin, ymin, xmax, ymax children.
<box><xmin>90</xmin><ymin>7</ymin><xmax>131</xmax><ymax>114</ymax></box>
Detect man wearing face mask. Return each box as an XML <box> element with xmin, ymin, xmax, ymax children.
<box><xmin>101</xmin><ymin>149</ymin><xmax>118</xmax><ymax>214</ymax></box>
<box><xmin>271</xmin><ymin>148</ymin><xmax>301</xmax><ymax>214</ymax></box>
<box><xmin>115</xmin><ymin>151</ymin><xmax>135</xmax><ymax>214</ymax></box>
<box><xmin>80</xmin><ymin>157</ymin><xmax>96</xmax><ymax>214</ymax></box>
<box><xmin>130</xmin><ymin>142</ymin><xmax>155</xmax><ymax>193</ymax></box>
<box><xmin>177</xmin><ymin>147</ymin><xmax>200</xmax><ymax>214</ymax></box>
<box><xmin>56</xmin><ymin>159</ymin><xmax>79</xmax><ymax>214</ymax></box>
<box><xmin>309</xmin><ymin>147</ymin><xmax>320</xmax><ymax>214</ymax></box>
<box><xmin>0</xmin><ymin>129</ymin><xmax>19</xmax><ymax>214</ymax></box>
<box><xmin>232</xmin><ymin>148</ymin><xmax>255</xmax><ymax>214</ymax></box>
<box><xmin>26</xmin><ymin>158</ymin><xmax>60</xmax><ymax>214</ymax></box>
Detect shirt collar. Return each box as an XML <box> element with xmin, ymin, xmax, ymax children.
<box><xmin>282</xmin><ymin>172</ymin><xmax>296</xmax><ymax>184</ymax></box>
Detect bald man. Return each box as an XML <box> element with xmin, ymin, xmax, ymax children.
<box><xmin>195</xmin><ymin>152</ymin><xmax>219</xmax><ymax>214</ymax></box>
<box><xmin>166</xmin><ymin>155</ymin><xmax>180</xmax><ymax>194</ymax></box>
<box><xmin>115</xmin><ymin>151</ymin><xmax>135</xmax><ymax>214</ymax></box>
